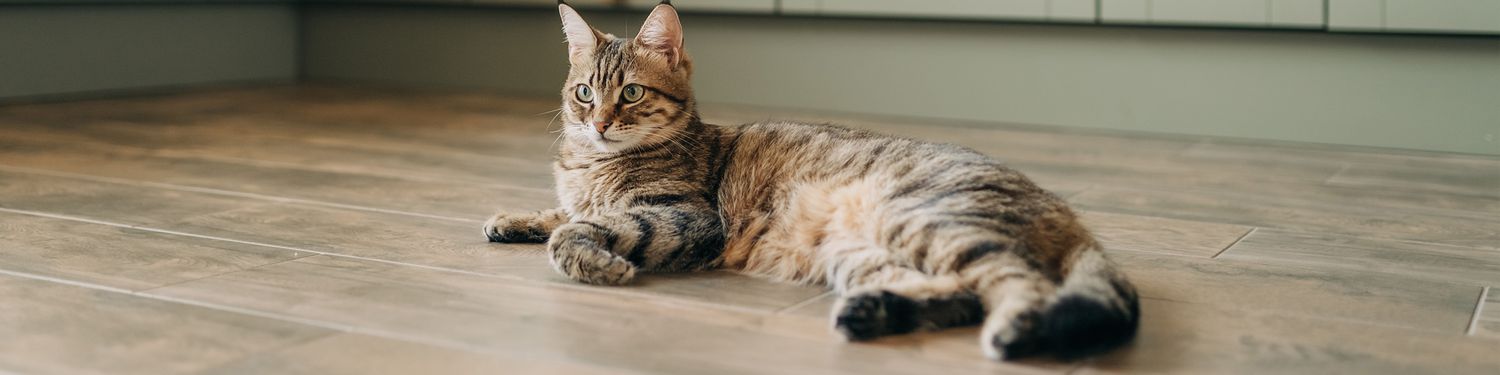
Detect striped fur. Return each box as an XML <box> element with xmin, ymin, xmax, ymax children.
<box><xmin>483</xmin><ymin>2</ymin><xmax>1139</xmax><ymax>360</ymax></box>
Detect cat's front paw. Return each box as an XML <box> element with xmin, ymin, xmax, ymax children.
<box><xmin>483</xmin><ymin>212</ymin><xmax>549</xmax><ymax>243</ymax></box>
<box><xmin>547</xmin><ymin>224</ymin><xmax>636</xmax><ymax>285</ymax></box>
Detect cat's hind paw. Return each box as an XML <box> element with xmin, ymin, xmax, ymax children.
<box><xmin>833</xmin><ymin>291</ymin><xmax>917</xmax><ymax>341</ymax></box>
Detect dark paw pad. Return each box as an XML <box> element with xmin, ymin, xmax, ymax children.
<box><xmin>483</xmin><ymin>215</ymin><xmax>548</xmax><ymax>243</ymax></box>
<box><xmin>835</xmin><ymin>291</ymin><xmax>916</xmax><ymax>341</ymax></box>
<box><xmin>487</xmin><ymin>226</ymin><xmax>548</xmax><ymax>243</ymax></box>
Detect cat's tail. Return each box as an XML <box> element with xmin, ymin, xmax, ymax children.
<box><xmin>1015</xmin><ymin>245</ymin><xmax>1140</xmax><ymax>360</ymax></box>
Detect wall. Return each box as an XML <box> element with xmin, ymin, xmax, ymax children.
<box><xmin>301</xmin><ymin>5</ymin><xmax>1500</xmax><ymax>155</ymax></box>
<box><xmin>0</xmin><ymin>3</ymin><xmax>299</xmax><ymax>100</ymax></box>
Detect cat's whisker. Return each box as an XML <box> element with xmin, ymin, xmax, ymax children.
<box><xmin>543</xmin><ymin>108</ymin><xmax>564</xmax><ymax>133</ymax></box>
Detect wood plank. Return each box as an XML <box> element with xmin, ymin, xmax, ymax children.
<box><xmin>200</xmin><ymin>333</ymin><xmax>633</xmax><ymax>375</ymax></box>
<box><xmin>1329</xmin><ymin>161</ymin><xmax>1500</xmax><ymax>199</ymax></box>
<box><xmin>0</xmin><ymin>118</ymin><xmax>557</xmax><ymax>189</ymax></box>
<box><xmin>0</xmin><ymin>137</ymin><xmax>553</xmax><ymax>220</ymax></box>
<box><xmin>1220</xmin><ymin>229</ymin><xmax>1500</xmax><ymax>286</ymax></box>
<box><xmin>1182</xmin><ymin>141</ymin><xmax>1500</xmax><ymax>214</ymax></box>
<box><xmin>0</xmin><ymin>274</ymin><xmax>331</xmax><ymax>375</ymax></box>
<box><xmin>1183</xmin><ymin>139</ymin><xmax>1500</xmax><ymax>172</ymax></box>
<box><xmin>0</xmin><ymin>211</ymin><xmax>303</xmax><ymax>291</ymax></box>
<box><xmin>1080</xmin><ymin>210</ymin><xmax>1252</xmax><ymax>258</ymax></box>
<box><xmin>152</xmin><ymin>255</ymin><xmax>1055</xmax><ymax>374</ymax></box>
<box><xmin>0</xmin><ymin>169</ymin><xmax>251</xmax><ymax>227</ymax></box>
<box><xmin>1075</xmin><ymin>299</ymin><xmax>1500</xmax><ymax>374</ymax></box>
<box><xmin>1111</xmin><ymin>250</ymin><xmax>1478</xmax><ymax>333</ymax></box>
<box><xmin>1071</xmin><ymin>186</ymin><xmax>1500</xmax><ymax>249</ymax></box>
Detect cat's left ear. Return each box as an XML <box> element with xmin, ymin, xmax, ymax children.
<box><xmin>634</xmin><ymin>2</ymin><xmax>685</xmax><ymax>68</ymax></box>
<box><xmin>559</xmin><ymin>2</ymin><xmax>601</xmax><ymax>65</ymax></box>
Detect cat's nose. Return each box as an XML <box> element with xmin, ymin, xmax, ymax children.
<box><xmin>592</xmin><ymin>121</ymin><xmax>610</xmax><ymax>134</ymax></box>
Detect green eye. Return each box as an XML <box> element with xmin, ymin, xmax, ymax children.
<box><xmin>621</xmin><ymin>84</ymin><xmax>644</xmax><ymax>103</ymax></box>
<box><xmin>575</xmin><ymin>85</ymin><xmax>594</xmax><ymax>102</ymax></box>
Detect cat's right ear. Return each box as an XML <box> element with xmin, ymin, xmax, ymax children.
<box><xmin>558</xmin><ymin>2</ymin><xmax>600</xmax><ymax>65</ymax></box>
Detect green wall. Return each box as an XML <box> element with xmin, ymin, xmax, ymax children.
<box><xmin>302</xmin><ymin>5</ymin><xmax>1500</xmax><ymax>155</ymax></box>
<box><xmin>0</xmin><ymin>3</ymin><xmax>299</xmax><ymax>100</ymax></box>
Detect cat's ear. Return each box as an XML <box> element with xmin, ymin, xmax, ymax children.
<box><xmin>558</xmin><ymin>2</ymin><xmax>600</xmax><ymax>65</ymax></box>
<box><xmin>634</xmin><ymin>2</ymin><xmax>685</xmax><ymax>68</ymax></box>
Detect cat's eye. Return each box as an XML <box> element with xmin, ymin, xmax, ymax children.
<box><xmin>621</xmin><ymin>84</ymin><xmax>645</xmax><ymax>103</ymax></box>
<box><xmin>575</xmin><ymin>85</ymin><xmax>594</xmax><ymax>103</ymax></box>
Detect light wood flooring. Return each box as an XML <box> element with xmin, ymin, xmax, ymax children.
<box><xmin>0</xmin><ymin>85</ymin><xmax>1497</xmax><ymax>374</ymax></box>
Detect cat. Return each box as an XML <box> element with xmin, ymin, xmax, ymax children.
<box><xmin>483</xmin><ymin>0</ymin><xmax>1139</xmax><ymax>360</ymax></box>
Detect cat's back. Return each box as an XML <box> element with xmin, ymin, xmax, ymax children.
<box><xmin>721</xmin><ymin>120</ymin><xmax>1013</xmax><ymax>182</ymax></box>
<box><xmin>714</xmin><ymin>119</ymin><xmax>1049</xmax><ymax>216</ymax></box>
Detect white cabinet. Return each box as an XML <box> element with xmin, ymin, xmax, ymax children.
<box><xmin>817</xmin><ymin>0</ymin><xmax>1048</xmax><ymax>20</ymax></box>
<box><xmin>1270</xmin><ymin>0</ymin><xmax>1326</xmax><ymax>27</ymax></box>
<box><xmin>1049</xmin><ymin>0</ymin><xmax>1098</xmax><ymax>21</ymax></box>
<box><xmin>627</xmin><ymin>0</ymin><xmax>776</xmax><ymax>13</ymax></box>
<box><xmin>474</xmin><ymin>0</ymin><xmax>616</xmax><ymax>7</ymax></box>
<box><xmin>1330</xmin><ymin>0</ymin><xmax>1500</xmax><ymax>34</ymax></box>
<box><xmin>1150</xmin><ymin>0</ymin><xmax>1268</xmax><ymax>26</ymax></box>
<box><xmin>790</xmin><ymin>0</ymin><xmax>1097</xmax><ymax>22</ymax></box>
<box><xmin>1100</xmin><ymin>0</ymin><xmax>1150</xmax><ymax>22</ymax></box>
<box><xmin>781</xmin><ymin>0</ymin><xmax>820</xmax><ymax>14</ymax></box>
<box><xmin>1386</xmin><ymin>0</ymin><xmax>1500</xmax><ymax>33</ymax></box>
<box><xmin>1327</xmin><ymin>0</ymin><xmax>1382</xmax><ymax>30</ymax></box>
<box><xmin>1102</xmin><ymin>0</ymin><xmax>1326</xmax><ymax>29</ymax></box>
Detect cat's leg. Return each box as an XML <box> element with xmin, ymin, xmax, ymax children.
<box><xmin>483</xmin><ymin>208</ymin><xmax>568</xmax><ymax>243</ymax></box>
<box><xmin>883</xmin><ymin>210</ymin><xmax>1061</xmax><ymax>360</ymax></box>
<box><xmin>917</xmin><ymin>225</ymin><xmax>1062</xmax><ymax>360</ymax></box>
<box><xmin>826</xmin><ymin>240</ymin><xmax>985</xmax><ymax>341</ymax></box>
<box><xmin>548</xmin><ymin>206</ymin><xmax>723</xmax><ymax>285</ymax></box>
<box><xmin>962</xmin><ymin>258</ymin><xmax>1056</xmax><ymax>360</ymax></box>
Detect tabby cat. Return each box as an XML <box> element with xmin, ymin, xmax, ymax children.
<box><xmin>483</xmin><ymin>1</ymin><xmax>1139</xmax><ymax>360</ymax></box>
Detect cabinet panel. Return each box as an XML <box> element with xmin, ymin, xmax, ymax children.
<box><xmin>1270</xmin><ymin>0</ymin><xmax>1326</xmax><ymax>28</ymax></box>
<box><xmin>1327</xmin><ymin>0</ymin><xmax>1383</xmax><ymax>30</ymax></box>
<box><xmin>1385</xmin><ymin>0</ymin><xmax>1500</xmax><ymax>33</ymax></box>
<box><xmin>626</xmin><ymin>0</ymin><xmax>776</xmax><ymax>13</ymax></box>
<box><xmin>780</xmin><ymin>0</ymin><xmax>821</xmax><ymax>15</ymax></box>
<box><xmin>1101</xmin><ymin>0</ymin><xmax>1151</xmax><ymax>23</ymax></box>
<box><xmin>1149</xmin><ymin>0</ymin><xmax>1269</xmax><ymax>26</ymax></box>
<box><xmin>1049</xmin><ymin>0</ymin><xmax>1098</xmax><ymax>22</ymax></box>
<box><xmin>817</xmin><ymin>0</ymin><xmax>1050</xmax><ymax>20</ymax></box>
<box><xmin>475</xmin><ymin>0</ymin><xmax>616</xmax><ymax>6</ymax></box>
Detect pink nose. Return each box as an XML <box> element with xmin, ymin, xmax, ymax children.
<box><xmin>592</xmin><ymin>121</ymin><xmax>610</xmax><ymax>133</ymax></box>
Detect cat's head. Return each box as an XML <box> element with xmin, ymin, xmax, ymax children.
<box><xmin>557</xmin><ymin>1</ymin><xmax>695</xmax><ymax>154</ymax></box>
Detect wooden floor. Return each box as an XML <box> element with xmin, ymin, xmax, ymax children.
<box><xmin>1</xmin><ymin>85</ymin><xmax>1497</xmax><ymax>374</ymax></box>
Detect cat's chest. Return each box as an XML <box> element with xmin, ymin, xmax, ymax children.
<box><xmin>551</xmin><ymin>160</ymin><xmax>632</xmax><ymax>218</ymax></box>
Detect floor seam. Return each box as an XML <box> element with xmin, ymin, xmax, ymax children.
<box><xmin>1211</xmin><ymin>227</ymin><xmax>1257</xmax><ymax>259</ymax></box>
<box><xmin>775</xmin><ymin>291</ymin><xmax>834</xmax><ymax>315</ymax></box>
<box><xmin>1469</xmin><ymin>286</ymin><xmax>1490</xmax><ymax>336</ymax></box>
